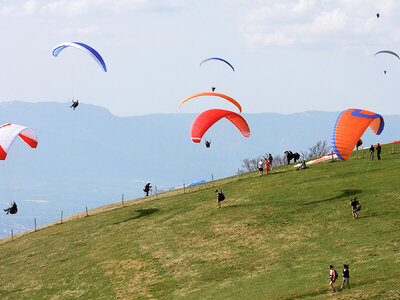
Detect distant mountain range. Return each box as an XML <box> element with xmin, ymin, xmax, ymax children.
<box><xmin>1</xmin><ymin>101</ymin><xmax>399</xmax><ymax>238</ymax></box>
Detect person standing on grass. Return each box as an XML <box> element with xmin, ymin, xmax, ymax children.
<box><xmin>265</xmin><ymin>158</ymin><xmax>270</xmax><ymax>175</ymax></box>
<box><xmin>258</xmin><ymin>158</ymin><xmax>264</xmax><ymax>176</ymax></box>
<box><xmin>350</xmin><ymin>197</ymin><xmax>361</xmax><ymax>219</ymax></box>
<box><xmin>268</xmin><ymin>153</ymin><xmax>273</xmax><ymax>170</ymax></box>
<box><xmin>376</xmin><ymin>143</ymin><xmax>382</xmax><ymax>160</ymax></box>
<box><xmin>329</xmin><ymin>265</ymin><xmax>338</xmax><ymax>293</ymax></box>
<box><xmin>215</xmin><ymin>189</ymin><xmax>225</xmax><ymax>208</ymax></box>
<box><xmin>369</xmin><ymin>144</ymin><xmax>374</xmax><ymax>160</ymax></box>
<box><xmin>339</xmin><ymin>264</ymin><xmax>350</xmax><ymax>291</ymax></box>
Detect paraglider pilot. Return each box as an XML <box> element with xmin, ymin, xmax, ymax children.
<box><xmin>211</xmin><ymin>87</ymin><xmax>216</xmax><ymax>92</ymax></box>
<box><xmin>4</xmin><ymin>201</ymin><xmax>18</xmax><ymax>215</ymax></box>
<box><xmin>70</xmin><ymin>99</ymin><xmax>79</xmax><ymax>110</ymax></box>
<box><xmin>143</xmin><ymin>182</ymin><xmax>152</xmax><ymax>197</ymax></box>
<box><xmin>205</xmin><ymin>139</ymin><xmax>211</xmax><ymax>148</ymax></box>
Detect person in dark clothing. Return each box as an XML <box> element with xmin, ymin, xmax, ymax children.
<box><xmin>205</xmin><ymin>140</ymin><xmax>211</xmax><ymax>148</ymax></box>
<box><xmin>384</xmin><ymin>70</ymin><xmax>387</xmax><ymax>75</ymax></box>
<box><xmin>339</xmin><ymin>264</ymin><xmax>350</xmax><ymax>291</ymax></box>
<box><xmin>376</xmin><ymin>13</ymin><xmax>380</xmax><ymax>18</ymax></box>
<box><xmin>4</xmin><ymin>202</ymin><xmax>18</xmax><ymax>215</ymax></box>
<box><xmin>350</xmin><ymin>197</ymin><xmax>361</xmax><ymax>219</ymax></box>
<box><xmin>215</xmin><ymin>189</ymin><xmax>225</xmax><ymax>208</ymax></box>
<box><xmin>211</xmin><ymin>87</ymin><xmax>216</xmax><ymax>92</ymax></box>
<box><xmin>70</xmin><ymin>99</ymin><xmax>79</xmax><ymax>110</ymax></box>
<box><xmin>376</xmin><ymin>143</ymin><xmax>382</xmax><ymax>160</ymax></box>
<box><xmin>143</xmin><ymin>182</ymin><xmax>152</xmax><ymax>196</ymax></box>
<box><xmin>356</xmin><ymin>139</ymin><xmax>363</xmax><ymax>150</ymax></box>
<box><xmin>369</xmin><ymin>145</ymin><xmax>374</xmax><ymax>160</ymax></box>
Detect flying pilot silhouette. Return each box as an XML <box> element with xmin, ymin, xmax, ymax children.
<box><xmin>4</xmin><ymin>202</ymin><xmax>18</xmax><ymax>215</ymax></box>
<box><xmin>70</xmin><ymin>99</ymin><xmax>79</xmax><ymax>110</ymax></box>
<box><xmin>376</xmin><ymin>13</ymin><xmax>380</xmax><ymax>18</ymax></box>
<box><xmin>205</xmin><ymin>139</ymin><xmax>211</xmax><ymax>148</ymax></box>
<box><xmin>211</xmin><ymin>87</ymin><xmax>216</xmax><ymax>92</ymax></box>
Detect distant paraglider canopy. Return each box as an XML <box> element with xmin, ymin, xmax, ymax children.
<box><xmin>200</xmin><ymin>57</ymin><xmax>235</xmax><ymax>72</ymax></box>
<box><xmin>52</xmin><ymin>42</ymin><xmax>107</xmax><ymax>72</ymax></box>
<box><xmin>179</xmin><ymin>92</ymin><xmax>242</xmax><ymax>112</ymax></box>
<box><xmin>331</xmin><ymin>109</ymin><xmax>384</xmax><ymax>160</ymax></box>
<box><xmin>374</xmin><ymin>50</ymin><xmax>400</xmax><ymax>60</ymax></box>
<box><xmin>0</xmin><ymin>123</ymin><xmax>38</xmax><ymax>160</ymax></box>
<box><xmin>190</xmin><ymin>109</ymin><xmax>250</xmax><ymax>143</ymax></box>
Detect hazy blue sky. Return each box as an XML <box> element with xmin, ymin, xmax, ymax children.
<box><xmin>1</xmin><ymin>0</ymin><xmax>400</xmax><ymax>116</ymax></box>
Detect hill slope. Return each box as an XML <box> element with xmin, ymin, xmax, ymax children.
<box><xmin>0</xmin><ymin>144</ymin><xmax>400</xmax><ymax>299</ymax></box>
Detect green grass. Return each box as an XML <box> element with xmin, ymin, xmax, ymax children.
<box><xmin>1</xmin><ymin>145</ymin><xmax>400</xmax><ymax>299</ymax></box>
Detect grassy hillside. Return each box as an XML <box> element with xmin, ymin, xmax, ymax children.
<box><xmin>1</xmin><ymin>145</ymin><xmax>400</xmax><ymax>299</ymax></box>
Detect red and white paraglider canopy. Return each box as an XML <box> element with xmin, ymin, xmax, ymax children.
<box><xmin>0</xmin><ymin>123</ymin><xmax>38</xmax><ymax>160</ymax></box>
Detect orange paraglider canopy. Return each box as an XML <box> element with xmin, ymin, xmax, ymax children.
<box><xmin>179</xmin><ymin>92</ymin><xmax>242</xmax><ymax>112</ymax></box>
<box><xmin>331</xmin><ymin>109</ymin><xmax>384</xmax><ymax>160</ymax></box>
<box><xmin>190</xmin><ymin>109</ymin><xmax>250</xmax><ymax>143</ymax></box>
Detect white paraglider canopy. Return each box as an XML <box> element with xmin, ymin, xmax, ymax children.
<box><xmin>0</xmin><ymin>123</ymin><xmax>38</xmax><ymax>160</ymax></box>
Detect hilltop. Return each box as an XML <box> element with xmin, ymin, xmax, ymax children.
<box><xmin>2</xmin><ymin>101</ymin><xmax>400</xmax><ymax>239</ymax></box>
<box><xmin>0</xmin><ymin>143</ymin><xmax>399</xmax><ymax>299</ymax></box>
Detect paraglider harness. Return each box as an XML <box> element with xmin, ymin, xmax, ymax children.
<box><xmin>4</xmin><ymin>202</ymin><xmax>18</xmax><ymax>215</ymax></box>
<box><xmin>70</xmin><ymin>99</ymin><xmax>79</xmax><ymax>110</ymax></box>
<box><xmin>351</xmin><ymin>198</ymin><xmax>361</xmax><ymax>212</ymax></box>
<box><xmin>143</xmin><ymin>183</ymin><xmax>152</xmax><ymax>196</ymax></box>
<box><xmin>205</xmin><ymin>139</ymin><xmax>211</xmax><ymax>148</ymax></box>
<box><xmin>216</xmin><ymin>190</ymin><xmax>225</xmax><ymax>202</ymax></box>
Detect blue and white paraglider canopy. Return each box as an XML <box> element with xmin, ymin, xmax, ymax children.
<box><xmin>52</xmin><ymin>42</ymin><xmax>107</xmax><ymax>72</ymax></box>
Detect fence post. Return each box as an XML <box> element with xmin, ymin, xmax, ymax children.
<box><xmin>86</xmin><ymin>206</ymin><xmax>88</xmax><ymax>217</ymax></box>
<box><xmin>121</xmin><ymin>193</ymin><xmax>124</xmax><ymax>207</ymax></box>
<box><xmin>155</xmin><ymin>185</ymin><xmax>158</xmax><ymax>199</ymax></box>
<box><xmin>60</xmin><ymin>210</ymin><xmax>63</xmax><ymax>224</ymax></box>
<box><xmin>183</xmin><ymin>184</ymin><xmax>186</xmax><ymax>194</ymax></box>
<box><xmin>211</xmin><ymin>173</ymin><xmax>214</xmax><ymax>188</ymax></box>
<box><xmin>11</xmin><ymin>230</ymin><xmax>13</xmax><ymax>240</ymax></box>
<box><xmin>34</xmin><ymin>218</ymin><xmax>37</xmax><ymax>232</ymax></box>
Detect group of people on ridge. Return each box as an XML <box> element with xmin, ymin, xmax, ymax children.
<box><xmin>369</xmin><ymin>143</ymin><xmax>382</xmax><ymax>160</ymax></box>
<box><xmin>258</xmin><ymin>153</ymin><xmax>273</xmax><ymax>176</ymax></box>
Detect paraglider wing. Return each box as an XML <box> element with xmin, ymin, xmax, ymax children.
<box><xmin>190</xmin><ymin>109</ymin><xmax>250</xmax><ymax>143</ymax></box>
<box><xmin>374</xmin><ymin>50</ymin><xmax>400</xmax><ymax>60</ymax></box>
<box><xmin>200</xmin><ymin>57</ymin><xmax>235</xmax><ymax>71</ymax></box>
<box><xmin>0</xmin><ymin>123</ymin><xmax>38</xmax><ymax>160</ymax></box>
<box><xmin>52</xmin><ymin>42</ymin><xmax>107</xmax><ymax>72</ymax></box>
<box><xmin>179</xmin><ymin>92</ymin><xmax>242</xmax><ymax>112</ymax></box>
<box><xmin>331</xmin><ymin>109</ymin><xmax>384</xmax><ymax>160</ymax></box>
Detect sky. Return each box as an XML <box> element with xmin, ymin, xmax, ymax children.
<box><xmin>1</xmin><ymin>0</ymin><xmax>400</xmax><ymax>116</ymax></box>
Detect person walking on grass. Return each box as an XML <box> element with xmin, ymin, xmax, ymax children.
<box><xmin>258</xmin><ymin>158</ymin><xmax>264</xmax><ymax>176</ymax></box>
<box><xmin>376</xmin><ymin>143</ymin><xmax>382</xmax><ymax>160</ymax></box>
<box><xmin>339</xmin><ymin>264</ymin><xmax>350</xmax><ymax>291</ymax></box>
<box><xmin>350</xmin><ymin>197</ymin><xmax>361</xmax><ymax>219</ymax></box>
<box><xmin>329</xmin><ymin>265</ymin><xmax>338</xmax><ymax>293</ymax></box>
<box><xmin>369</xmin><ymin>144</ymin><xmax>374</xmax><ymax>160</ymax></box>
<box><xmin>215</xmin><ymin>189</ymin><xmax>225</xmax><ymax>208</ymax></box>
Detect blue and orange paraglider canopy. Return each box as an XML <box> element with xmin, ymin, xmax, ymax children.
<box><xmin>200</xmin><ymin>57</ymin><xmax>235</xmax><ymax>72</ymax></box>
<box><xmin>331</xmin><ymin>109</ymin><xmax>384</xmax><ymax>160</ymax></box>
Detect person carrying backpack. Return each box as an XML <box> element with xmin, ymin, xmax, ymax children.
<box><xmin>329</xmin><ymin>265</ymin><xmax>338</xmax><ymax>293</ymax></box>
<box><xmin>215</xmin><ymin>189</ymin><xmax>225</xmax><ymax>208</ymax></box>
<box><xmin>350</xmin><ymin>197</ymin><xmax>361</xmax><ymax>219</ymax></box>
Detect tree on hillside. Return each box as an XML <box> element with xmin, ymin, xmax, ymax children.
<box><xmin>301</xmin><ymin>140</ymin><xmax>331</xmax><ymax>160</ymax></box>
